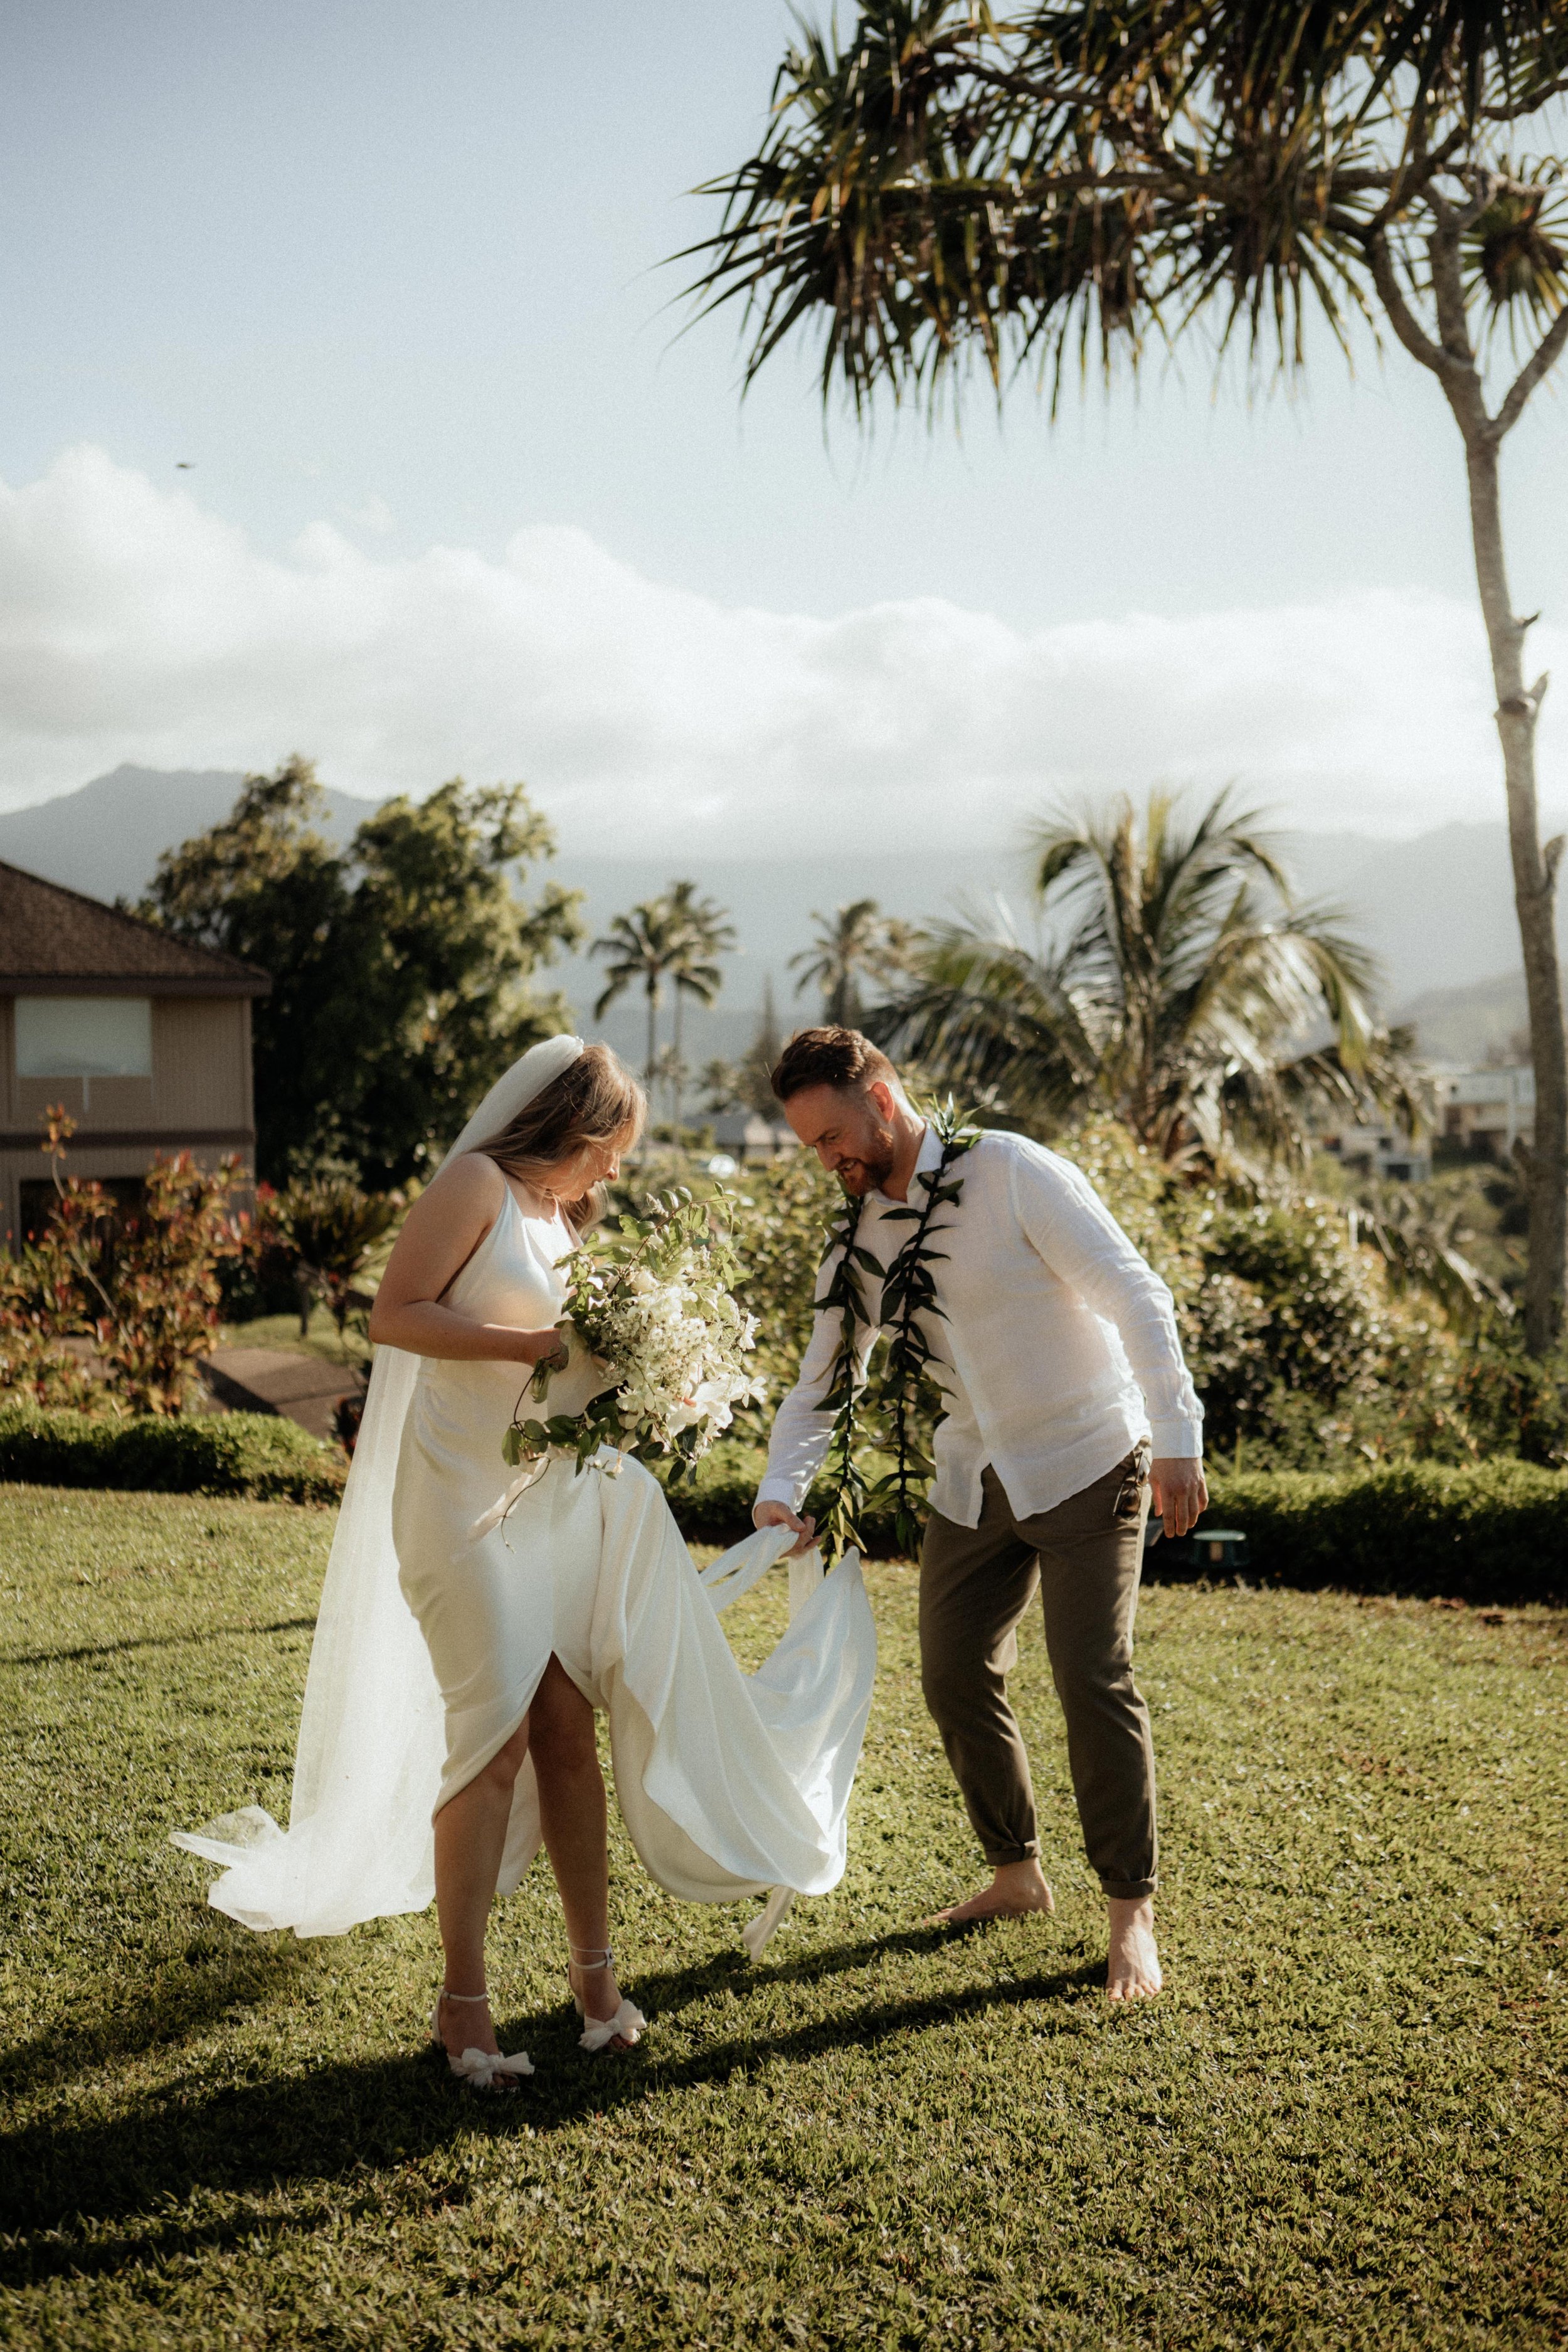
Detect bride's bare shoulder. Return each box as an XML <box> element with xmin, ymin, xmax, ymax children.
<box><xmin>407</xmin><ymin>1150</ymin><xmax>509</xmax><ymax>1234</ymax></box>
<box><xmin>425</xmin><ymin>1151</ymin><xmax>509</xmax><ymax>1212</ymax></box>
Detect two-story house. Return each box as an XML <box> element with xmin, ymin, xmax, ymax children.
<box><xmin>0</xmin><ymin>860</ymin><xmax>270</xmax><ymax>1242</ymax></box>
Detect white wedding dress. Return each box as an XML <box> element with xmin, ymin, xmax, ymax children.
<box><xmin>174</xmin><ymin>1037</ymin><xmax>876</xmax><ymax>1949</ymax></box>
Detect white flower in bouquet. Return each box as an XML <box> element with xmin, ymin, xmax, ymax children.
<box><xmin>503</xmin><ymin>1189</ymin><xmax>764</xmax><ymax>1481</ymax></box>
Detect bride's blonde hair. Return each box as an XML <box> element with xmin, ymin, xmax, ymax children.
<box><xmin>475</xmin><ymin>1042</ymin><xmax>645</xmax><ymax>1231</ymax></box>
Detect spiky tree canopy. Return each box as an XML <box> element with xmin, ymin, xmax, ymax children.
<box><xmin>685</xmin><ymin>1</ymin><xmax>1567</xmax><ymax>412</ymax></box>
<box><xmin>867</xmin><ymin>789</ymin><xmax>1422</xmax><ymax>1166</ymax></box>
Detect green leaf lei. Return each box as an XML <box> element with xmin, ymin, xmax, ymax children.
<box><xmin>813</xmin><ymin>1099</ymin><xmax>981</xmax><ymax>1560</ymax></box>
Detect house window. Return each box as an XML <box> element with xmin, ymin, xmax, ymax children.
<box><xmin>15</xmin><ymin>997</ymin><xmax>153</xmax><ymax>1079</ymax></box>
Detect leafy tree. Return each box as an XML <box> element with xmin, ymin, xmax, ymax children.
<box><xmin>333</xmin><ymin>783</ymin><xmax>581</xmax><ymax>1185</ymax></box>
<box><xmin>789</xmin><ymin>897</ymin><xmax>919</xmax><ymax>1026</ymax></box>
<box><xmin>141</xmin><ymin>758</ymin><xmax>581</xmax><ymax>1185</ymax></box>
<box><xmin>868</xmin><ymin>789</ymin><xmax>1421</xmax><ymax>1167</ymax></box>
<box><xmin>700</xmin><ymin>1057</ymin><xmax>746</xmax><ymax>1116</ymax></box>
<box><xmin>740</xmin><ymin>974</ymin><xmax>787</xmax><ymax>1115</ymax></box>
<box><xmin>686</xmin><ymin>0</ymin><xmax>1568</xmax><ymax>1348</ymax></box>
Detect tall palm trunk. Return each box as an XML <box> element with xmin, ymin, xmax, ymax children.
<box><xmin>673</xmin><ymin>988</ymin><xmax>686</xmax><ymax>1135</ymax></box>
<box><xmin>1374</xmin><ymin>215</ymin><xmax>1568</xmax><ymax>1355</ymax></box>
<box><xmin>1466</xmin><ymin>430</ymin><xmax>1565</xmax><ymax>1351</ymax></box>
<box><xmin>645</xmin><ymin>978</ymin><xmax>659</xmax><ymax>1088</ymax></box>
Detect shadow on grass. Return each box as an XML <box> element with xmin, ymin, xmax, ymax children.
<box><xmin>2</xmin><ymin>1617</ymin><xmax>317</xmax><ymax>1669</ymax></box>
<box><xmin>0</xmin><ymin>1941</ymin><xmax>313</xmax><ymax>2104</ymax></box>
<box><xmin>608</xmin><ymin>1920</ymin><xmax>966</xmax><ymax>2028</ymax></box>
<box><xmin>0</xmin><ymin>1957</ymin><xmax>1101</xmax><ymax>2284</ymax></box>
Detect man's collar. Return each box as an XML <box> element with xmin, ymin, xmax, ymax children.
<box><xmin>871</xmin><ymin>1121</ymin><xmax>938</xmax><ymax>1203</ymax></box>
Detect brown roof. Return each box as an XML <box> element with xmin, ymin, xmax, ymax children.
<box><xmin>0</xmin><ymin>861</ymin><xmax>270</xmax><ymax>997</ymax></box>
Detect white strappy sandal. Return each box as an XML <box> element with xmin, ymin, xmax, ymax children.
<box><xmin>566</xmin><ymin>1944</ymin><xmax>647</xmax><ymax>2054</ymax></box>
<box><xmin>430</xmin><ymin>1988</ymin><xmax>535</xmax><ymax>2091</ymax></box>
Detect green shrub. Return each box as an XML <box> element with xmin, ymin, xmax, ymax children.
<box><xmin>0</xmin><ymin>1406</ymin><xmax>346</xmax><ymax>1504</ymax></box>
<box><xmin>1190</xmin><ymin>1459</ymin><xmax>1568</xmax><ymax>1606</ymax></box>
<box><xmin>660</xmin><ymin>1442</ymin><xmax>1568</xmax><ymax>1605</ymax></box>
<box><xmin>711</xmin><ymin>1120</ymin><xmax>1549</xmax><ymax>1477</ymax></box>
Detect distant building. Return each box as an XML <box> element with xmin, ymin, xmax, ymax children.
<box><xmin>708</xmin><ymin>1111</ymin><xmax>798</xmax><ymax>1165</ymax></box>
<box><xmin>0</xmin><ymin>860</ymin><xmax>270</xmax><ymax>1244</ymax></box>
<box><xmin>1319</xmin><ymin>1121</ymin><xmax>1431</xmax><ymax>1184</ymax></box>
<box><xmin>1436</xmin><ymin>1066</ymin><xmax>1534</xmax><ymax>1162</ymax></box>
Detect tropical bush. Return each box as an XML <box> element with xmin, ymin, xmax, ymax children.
<box><xmin>253</xmin><ymin>1175</ymin><xmax>407</xmax><ymax>1335</ymax></box>
<box><xmin>712</xmin><ymin>1115</ymin><xmax>1565</xmax><ymax>1475</ymax></box>
<box><xmin>0</xmin><ymin>1115</ymin><xmax>249</xmax><ymax>1416</ymax></box>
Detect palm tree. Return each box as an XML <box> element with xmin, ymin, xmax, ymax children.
<box><xmin>664</xmin><ymin>881</ymin><xmax>737</xmax><ymax>1131</ymax></box>
<box><xmin>867</xmin><ymin>790</ymin><xmax>1422</xmax><ymax>1169</ymax></box>
<box><xmin>789</xmin><ymin>899</ymin><xmax>916</xmax><ymax>1027</ymax></box>
<box><xmin>683</xmin><ymin>3</ymin><xmax>1568</xmax><ymax>1345</ymax></box>
<box><xmin>591</xmin><ymin>900</ymin><xmax>682</xmax><ymax>1083</ymax></box>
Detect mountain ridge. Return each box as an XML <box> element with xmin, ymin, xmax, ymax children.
<box><xmin>3</xmin><ymin>766</ymin><xmax>1562</xmax><ymax>1068</ymax></box>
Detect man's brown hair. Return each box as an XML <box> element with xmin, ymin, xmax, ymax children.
<box><xmin>771</xmin><ymin>1026</ymin><xmax>900</xmax><ymax>1103</ymax></box>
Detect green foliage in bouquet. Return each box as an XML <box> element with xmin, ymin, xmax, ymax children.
<box><xmin>502</xmin><ymin>1187</ymin><xmax>762</xmax><ymax>1485</ymax></box>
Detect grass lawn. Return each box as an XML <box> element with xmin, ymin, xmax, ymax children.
<box><xmin>1</xmin><ymin>1488</ymin><xmax>1564</xmax><ymax>2350</ymax></box>
<box><xmin>216</xmin><ymin>1308</ymin><xmax>371</xmax><ymax>1370</ymax></box>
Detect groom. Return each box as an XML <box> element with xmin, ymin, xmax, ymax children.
<box><xmin>753</xmin><ymin>1027</ymin><xmax>1207</xmax><ymax>2000</ymax></box>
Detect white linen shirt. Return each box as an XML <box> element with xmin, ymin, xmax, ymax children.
<box><xmin>756</xmin><ymin>1125</ymin><xmax>1204</xmax><ymax>1531</ymax></box>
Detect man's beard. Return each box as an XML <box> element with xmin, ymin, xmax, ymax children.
<box><xmin>837</xmin><ymin>1137</ymin><xmax>896</xmax><ymax>1197</ymax></box>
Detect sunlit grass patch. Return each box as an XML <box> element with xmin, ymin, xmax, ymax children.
<box><xmin>2</xmin><ymin>1486</ymin><xmax>1564</xmax><ymax>2349</ymax></box>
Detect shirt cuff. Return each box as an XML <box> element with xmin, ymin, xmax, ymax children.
<box><xmin>756</xmin><ymin>1473</ymin><xmax>802</xmax><ymax>1510</ymax></box>
<box><xmin>1148</xmin><ymin>1416</ymin><xmax>1204</xmax><ymax>1459</ymax></box>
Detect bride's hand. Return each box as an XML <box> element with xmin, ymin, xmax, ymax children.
<box><xmin>514</xmin><ymin>1325</ymin><xmax>570</xmax><ymax>1369</ymax></box>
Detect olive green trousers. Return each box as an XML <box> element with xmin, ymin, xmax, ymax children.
<box><xmin>919</xmin><ymin>1448</ymin><xmax>1157</xmax><ymax>1900</ymax></box>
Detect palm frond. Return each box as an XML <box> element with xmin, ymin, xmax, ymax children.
<box><xmin>871</xmin><ymin>783</ymin><xmax>1421</xmax><ymax>1168</ymax></box>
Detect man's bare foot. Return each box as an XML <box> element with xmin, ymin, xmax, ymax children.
<box><xmin>928</xmin><ymin>1858</ymin><xmax>1056</xmax><ymax>1926</ymax></box>
<box><xmin>1106</xmin><ymin>1896</ymin><xmax>1162</xmax><ymax>2000</ymax></box>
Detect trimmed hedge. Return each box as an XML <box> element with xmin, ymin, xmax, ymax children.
<box><xmin>659</xmin><ymin>1443</ymin><xmax>1568</xmax><ymax>1607</ymax></box>
<box><xmin>0</xmin><ymin>1406</ymin><xmax>346</xmax><ymax>1504</ymax></box>
<box><xmin>3</xmin><ymin>1412</ymin><xmax>1560</xmax><ymax>1604</ymax></box>
<box><xmin>1180</xmin><ymin>1461</ymin><xmax>1568</xmax><ymax>1607</ymax></box>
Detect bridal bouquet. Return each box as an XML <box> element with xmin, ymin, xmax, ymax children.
<box><xmin>502</xmin><ymin>1189</ymin><xmax>763</xmax><ymax>1482</ymax></box>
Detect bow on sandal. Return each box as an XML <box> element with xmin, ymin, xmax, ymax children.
<box><xmin>430</xmin><ymin>1989</ymin><xmax>534</xmax><ymax>2090</ymax></box>
<box><xmin>567</xmin><ymin>1944</ymin><xmax>647</xmax><ymax>2054</ymax></box>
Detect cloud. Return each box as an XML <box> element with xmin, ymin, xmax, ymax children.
<box><xmin>0</xmin><ymin>443</ymin><xmax>1559</xmax><ymax>847</ymax></box>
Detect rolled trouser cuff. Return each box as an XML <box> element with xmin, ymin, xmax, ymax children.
<box><xmin>1100</xmin><ymin>1877</ymin><xmax>1158</xmax><ymax>1900</ymax></box>
<box><xmin>982</xmin><ymin>1838</ymin><xmax>1042</xmax><ymax>1866</ymax></box>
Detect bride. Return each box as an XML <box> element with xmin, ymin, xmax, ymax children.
<box><xmin>176</xmin><ymin>1036</ymin><xmax>876</xmax><ymax>2090</ymax></box>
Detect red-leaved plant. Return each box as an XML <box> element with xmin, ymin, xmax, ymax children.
<box><xmin>0</xmin><ymin>1108</ymin><xmax>250</xmax><ymax>1415</ymax></box>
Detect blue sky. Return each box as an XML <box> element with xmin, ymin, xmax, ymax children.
<box><xmin>0</xmin><ymin>0</ymin><xmax>1563</xmax><ymax>839</ymax></box>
